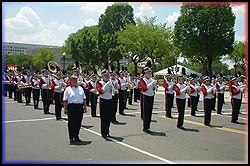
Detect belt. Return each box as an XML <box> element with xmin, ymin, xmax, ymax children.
<box><xmin>68</xmin><ymin>103</ymin><xmax>83</xmax><ymax>105</ymax></box>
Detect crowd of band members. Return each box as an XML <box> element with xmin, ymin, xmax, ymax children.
<box><xmin>3</xmin><ymin>66</ymin><xmax>246</xmax><ymax>142</ymax></box>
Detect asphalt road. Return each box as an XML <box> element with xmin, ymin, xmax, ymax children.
<box><xmin>2</xmin><ymin>91</ymin><xmax>248</xmax><ymax>164</ymax></box>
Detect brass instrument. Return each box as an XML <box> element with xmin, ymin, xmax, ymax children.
<box><xmin>48</xmin><ymin>61</ymin><xmax>59</xmax><ymax>73</ymax></box>
<box><xmin>18</xmin><ymin>84</ymin><xmax>33</xmax><ymax>90</ymax></box>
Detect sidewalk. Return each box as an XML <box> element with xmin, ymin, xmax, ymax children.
<box><xmin>156</xmin><ymin>86</ymin><xmax>247</xmax><ymax>104</ymax></box>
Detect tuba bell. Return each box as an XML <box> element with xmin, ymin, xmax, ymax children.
<box><xmin>48</xmin><ymin>61</ymin><xmax>59</xmax><ymax>73</ymax></box>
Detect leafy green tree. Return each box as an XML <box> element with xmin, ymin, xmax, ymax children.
<box><xmin>33</xmin><ymin>48</ymin><xmax>56</xmax><ymax>70</ymax></box>
<box><xmin>118</xmin><ymin>16</ymin><xmax>174</xmax><ymax>75</ymax></box>
<box><xmin>5</xmin><ymin>54</ymin><xmax>34</xmax><ymax>71</ymax></box>
<box><xmin>98</xmin><ymin>2</ymin><xmax>135</xmax><ymax>70</ymax></box>
<box><xmin>174</xmin><ymin>3</ymin><xmax>236</xmax><ymax>76</ymax></box>
<box><xmin>224</xmin><ymin>41</ymin><xmax>246</xmax><ymax>75</ymax></box>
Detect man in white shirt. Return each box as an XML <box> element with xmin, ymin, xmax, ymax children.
<box><xmin>63</xmin><ymin>75</ymin><xmax>87</xmax><ymax>144</ymax></box>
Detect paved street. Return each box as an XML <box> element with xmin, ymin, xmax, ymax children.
<box><xmin>3</xmin><ymin>91</ymin><xmax>248</xmax><ymax>164</ymax></box>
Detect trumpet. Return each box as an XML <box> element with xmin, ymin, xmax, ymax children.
<box><xmin>94</xmin><ymin>89</ymin><xmax>99</xmax><ymax>95</ymax></box>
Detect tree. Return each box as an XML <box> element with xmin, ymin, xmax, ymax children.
<box><xmin>62</xmin><ymin>25</ymin><xmax>101</xmax><ymax>71</ymax></box>
<box><xmin>5</xmin><ymin>54</ymin><xmax>34</xmax><ymax>71</ymax></box>
<box><xmin>224</xmin><ymin>41</ymin><xmax>246</xmax><ymax>75</ymax></box>
<box><xmin>174</xmin><ymin>3</ymin><xmax>236</xmax><ymax>76</ymax></box>
<box><xmin>118</xmin><ymin>16</ymin><xmax>174</xmax><ymax>75</ymax></box>
<box><xmin>32</xmin><ymin>48</ymin><xmax>56</xmax><ymax>70</ymax></box>
<box><xmin>98</xmin><ymin>2</ymin><xmax>135</xmax><ymax>70</ymax></box>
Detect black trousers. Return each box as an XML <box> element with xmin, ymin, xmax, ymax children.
<box><xmin>32</xmin><ymin>88</ymin><xmax>40</xmax><ymax>109</ymax></box>
<box><xmin>211</xmin><ymin>94</ymin><xmax>216</xmax><ymax>111</ymax></box>
<box><xmin>143</xmin><ymin>95</ymin><xmax>154</xmax><ymax>130</ymax></box>
<box><xmin>8</xmin><ymin>84</ymin><xmax>13</xmax><ymax>98</ymax></box>
<box><xmin>84</xmin><ymin>89</ymin><xmax>90</xmax><ymax>106</ymax></box>
<box><xmin>41</xmin><ymin>89</ymin><xmax>53</xmax><ymax>113</ymax></box>
<box><xmin>16</xmin><ymin>89</ymin><xmax>23</xmax><ymax>103</ymax></box>
<box><xmin>112</xmin><ymin>94</ymin><xmax>119</xmax><ymax>122</ymax></box>
<box><xmin>54</xmin><ymin>92</ymin><xmax>64</xmax><ymax>118</ymax></box>
<box><xmin>204</xmin><ymin>98</ymin><xmax>213</xmax><ymax>125</ymax></box>
<box><xmin>176</xmin><ymin>98</ymin><xmax>186</xmax><ymax>127</ymax></box>
<box><xmin>99</xmin><ymin>98</ymin><xmax>113</xmax><ymax>136</ymax></box>
<box><xmin>125</xmin><ymin>90</ymin><xmax>129</xmax><ymax>108</ymax></box>
<box><xmin>67</xmin><ymin>104</ymin><xmax>84</xmax><ymax>140</ymax></box>
<box><xmin>231</xmin><ymin>98</ymin><xmax>241</xmax><ymax>122</ymax></box>
<box><xmin>13</xmin><ymin>85</ymin><xmax>17</xmax><ymax>100</ymax></box>
<box><xmin>128</xmin><ymin>89</ymin><xmax>133</xmax><ymax>105</ymax></box>
<box><xmin>118</xmin><ymin>90</ymin><xmax>126</xmax><ymax>114</ymax></box>
<box><xmin>134</xmin><ymin>88</ymin><xmax>140</xmax><ymax>102</ymax></box>
<box><xmin>140</xmin><ymin>93</ymin><xmax>144</xmax><ymax>119</ymax></box>
<box><xmin>90</xmin><ymin>92</ymin><xmax>98</xmax><ymax>116</ymax></box>
<box><xmin>165</xmin><ymin>93</ymin><xmax>174</xmax><ymax>117</ymax></box>
<box><xmin>217</xmin><ymin>93</ymin><xmax>224</xmax><ymax>114</ymax></box>
<box><xmin>190</xmin><ymin>96</ymin><xmax>198</xmax><ymax>116</ymax></box>
<box><xmin>24</xmin><ymin>87</ymin><xmax>32</xmax><ymax>104</ymax></box>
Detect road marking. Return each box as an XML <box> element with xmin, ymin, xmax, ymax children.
<box><xmin>4</xmin><ymin>118</ymin><xmax>56</xmax><ymax>123</ymax></box>
<box><xmin>160</xmin><ymin>116</ymin><xmax>247</xmax><ymax>135</ymax></box>
<box><xmin>82</xmin><ymin>127</ymin><xmax>175</xmax><ymax>164</ymax></box>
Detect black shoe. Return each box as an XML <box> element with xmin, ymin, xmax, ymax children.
<box><xmin>44</xmin><ymin>112</ymin><xmax>50</xmax><ymax>114</ymax></box>
<box><xmin>119</xmin><ymin>112</ymin><xmax>126</xmax><ymax>115</ymax></box>
<box><xmin>191</xmin><ymin>114</ymin><xmax>196</xmax><ymax>116</ymax></box>
<box><xmin>102</xmin><ymin>135</ymin><xmax>107</xmax><ymax>139</ymax></box>
<box><xmin>143</xmin><ymin>129</ymin><xmax>151</xmax><ymax>133</ymax></box>
<box><xmin>204</xmin><ymin>124</ymin><xmax>211</xmax><ymax>127</ymax></box>
<box><xmin>177</xmin><ymin>126</ymin><xmax>185</xmax><ymax>130</ymax></box>
<box><xmin>112</xmin><ymin>120</ymin><xmax>118</xmax><ymax>124</ymax></box>
<box><xmin>92</xmin><ymin>115</ymin><xmax>97</xmax><ymax>117</ymax></box>
<box><xmin>74</xmin><ymin>138</ymin><xmax>82</xmax><ymax>142</ymax></box>
<box><xmin>231</xmin><ymin>120</ymin><xmax>239</xmax><ymax>124</ymax></box>
<box><xmin>70</xmin><ymin>139</ymin><xmax>75</xmax><ymax>144</ymax></box>
<box><xmin>56</xmin><ymin>117</ymin><xmax>62</xmax><ymax>120</ymax></box>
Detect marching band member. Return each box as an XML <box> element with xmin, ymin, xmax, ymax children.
<box><xmin>39</xmin><ymin>68</ymin><xmax>53</xmax><ymax>114</ymax></box>
<box><xmin>163</xmin><ymin>73</ymin><xmax>175</xmax><ymax>118</ymax></box>
<box><xmin>216</xmin><ymin>76</ymin><xmax>226</xmax><ymax>114</ymax></box>
<box><xmin>6</xmin><ymin>70</ymin><xmax>14</xmax><ymax>99</ymax></box>
<box><xmin>211</xmin><ymin>77</ymin><xmax>217</xmax><ymax>111</ymax></box>
<box><xmin>21</xmin><ymin>67</ymin><xmax>33</xmax><ymax>105</ymax></box>
<box><xmin>128</xmin><ymin>75</ymin><xmax>135</xmax><ymax>105</ymax></box>
<box><xmin>230</xmin><ymin>77</ymin><xmax>244</xmax><ymax>123</ymax></box>
<box><xmin>139</xmin><ymin>67</ymin><xmax>157</xmax><ymax>133</ymax></box>
<box><xmin>13</xmin><ymin>70</ymin><xmax>24</xmax><ymax>103</ymax></box>
<box><xmin>31</xmin><ymin>71</ymin><xmax>40</xmax><ymax>109</ymax></box>
<box><xmin>96</xmin><ymin>68</ymin><xmax>116</xmax><ymax>138</ymax></box>
<box><xmin>201</xmin><ymin>76</ymin><xmax>215</xmax><ymax>126</ymax></box>
<box><xmin>87</xmin><ymin>71</ymin><xmax>99</xmax><ymax>117</ymax></box>
<box><xmin>118</xmin><ymin>70</ymin><xmax>127</xmax><ymax>115</ymax></box>
<box><xmin>83</xmin><ymin>71</ymin><xmax>90</xmax><ymax>107</ymax></box>
<box><xmin>110</xmin><ymin>69</ymin><xmax>120</xmax><ymax>124</ymax></box>
<box><xmin>138</xmin><ymin>73</ymin><xmax>145</xmax><ymax>120</ymax></box>
<box><xmin>133</xmin><ymin>75</ymin><xmax>140</xmax><ymax>102</ymax></box>
<box><xmin>51</xmin><ymin>68</ymin><xmax>66</xmax><ymax>120</ymax></box>
<box><xmin>63</xmin><ymin>75</ymin><xmax>87</xmax><ymax>144</ymax></box>
<box><xmin>173</xmin><ymin>75</ymin><xmax>190</xmax><ymax>129</ymax></box>
<box><xmin>189</xmin><ymin>77</ymin><xmax>200</xmax><ymax>116</ymax></box>
<box><xmin>123</xmin><ymin>68</ymin><xmax>129</xmax><ymax>109</ymax></box>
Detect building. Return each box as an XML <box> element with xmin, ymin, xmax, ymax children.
<box><xmin>2</xmin><ymin>42</ymin><xmax>60</xmax><ymax>55</ymax></box>
<box><xmin>3</xmin><ymin>42</ymin><xmax>74</xmax><ymax>72</ymax></box>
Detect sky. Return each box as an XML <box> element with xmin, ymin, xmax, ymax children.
<box><xmin>2</xmin><ymin>2</ymin><xmax>248</xmax><ymax>69</ymax></box>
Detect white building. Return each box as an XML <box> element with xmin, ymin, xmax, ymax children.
<box><xmin>2</xmin><ymin>42</ymin><xmax>60</xmax><ymax>55</ymax></box>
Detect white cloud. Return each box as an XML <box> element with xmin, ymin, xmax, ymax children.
<box><xmin>80</xmin><ymin>2</ymin><xmax>114</xmax><ymax>14</ymax></box>
<box><xmin>5</xmin><ymin>6</ymin><xmax>43</xmax><ymax>33</ymax></box>
<box><xmin>232</xmin><ymin>5</ymin><xmax>245</xmax><ymax>17</ymax></box>
<box><xmin>4</xmin><ymin>6</ymin><xmax>74</xmax><ymax>46</ymax></box>
<box><xmin>165</xmin><ymin>11</ymin><xmax>180</xmax><ymax>28</ymax></box>
<box><xmin>135</xmin><ymin>3</ymin><xmax>155</xmax><ymax>18</ymax></box>
<box><xmin>84</xmin><ymin>18</ymin><xmax>98</xmax><ymax>26</ymax></box>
